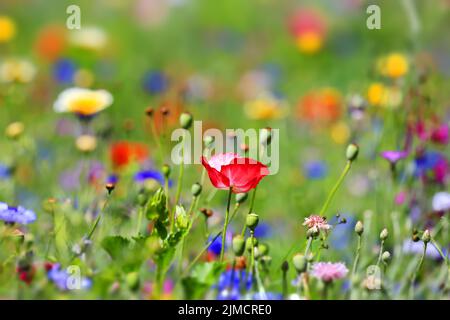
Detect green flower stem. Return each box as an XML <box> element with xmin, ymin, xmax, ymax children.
<box><xmin>184</xmin><ymin>203</ymin><xmax>240</xmax><ymax>275</ymax></box>
<box><xmin>430</xmin><ymin>238</ymin><xmax>450</xmax><ymax>294</ymax></box>
<box><xmin>410</xmin><ymin>242</ymin><xmax>427</xmax><ymax>299</ymax></box>
<box><xmin>174</xmin><ymin>132</ymin><xmax>185</xmax><ymax>205</ymax></box>
<box><xmin>318</xmin><ymin>160</ymin><xmax>352</xmax><ymax>217</ymax></box>
<box><xmin>149</xmin><ymin>117</ymin><xmax>164</xmax><ymax>165</ymax></box>
<box><xmin>352</xmin><ymin>234</ymin><xmax>362</xmax><ymax>276</ymax></box>
<box><xmin>136</xmin><ymin>206</ymin><xmax>144</xmax><ymax>235</ymax></box>
<box><xmin>376</xmin><ymin>240</ymin><xmax>385</xmax><ymax>267</ymax></box>
<box><xmin>282</xmin><ymin>266</ymin><xmax>288</xmax><ymax>299</ymax></box>
<box><xmin>220</xmin><ymin>187</ymin><xmax>233</xmax><ymax>262</ymax></box>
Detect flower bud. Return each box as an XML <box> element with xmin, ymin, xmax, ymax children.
<box><xmin>191</xmin><ymin>182</ymin><xmax>202</xmax><ymax>197</ymax></box>
<box><xmin>380</xmin><ymin>228</ymin><xmax>388</xmax><ymax>241</ymax></box>
<box><xmin>246</xmin><ymin>213</ymin><xmax>259</xmax><ymax>231</ymax></box>
<box><xmin>125</xmin><ymin>272</ymin><xmax>140</xmax><ymax>291</ymax></box>
<box><xmin>346</xmin><ymin>143</ymin><xmax>359</xmax><ymax>161</ymax></box>
<box><xmin>422</xmin><ymin>229</ymin><xmax>431</xmax><ymax>243</ymax></box>
<box><xmin>281</xmin><ymin>260</ymin><xmax>289</xmax><ymax>272</ymax></box>
<box><xmin>179</xmin><ymin>112</ymin><xmax>193</xmax><ymax>129</ymax></box>
<box><xmin>235</xmin><ymin>193</ymin><xmax>248</xmax><ymax>204</ymax></box>
<box><xmin>232</xmin><ymin>235</ymin><xmax>245</xmax><ymax>257</ymax></box>
<box><xmin>381</xmin><ymin>251</ymin><xmax>391</xmax><ymax>263</ymax></box>
<box><xmin>162</xmin><ymin>164</ymin><xmax>171</xmax><ymax>178</ymax></box>
<box><xmin>75</xmin><ymin>135</ymin><xmax>97</xmax><ymax>153</ymax></box>
<box><xmin>200</xmin><ymin>208</ymin><xmax>213</xmax><ymax>218</ymax></box>
<box><xmin>412</xmin><ymin>234</ymin><xmax>420</xmax><ymax>242</ymax></box>
<box><xmin>259</xmin><ymin>127</ymin><xmax>272</xmax><ymax>146</ymax></box>
<box><xmin>257</xmin><ymin>243</ymin><xmax>269</xmax><ymax>256</ymax></box>
<box><xmin>292</xmin><ymin>253</ymin><xmax>307</xmax><ymax>273</ymax></box>
<box><xmin>105</xmin><ymin>183</ymin><xmax>115</xmax><ymax>194</ymax></box>
<box><xmin>145</xmin><ymin>107</ymin><xmax>154</xmax><ymax>117</ymax></box>
<box><xmin>306</xmin><ymin>228</ymin><xmax>319</xmax><ymax>239</ymax></box>
<box><xmin>306</xmin><ymin>252</ymin><xmax>314</xmax><ymax>262</ymax></box>
<box><xmin>355</xmin><ymin>221</ymin><xmax>364</xmax><ymax>235</ymax></box>
<box><xmin>204</xmin><ymin>135</ymin><xmax>214</xmax><ymax>148</ymax></box>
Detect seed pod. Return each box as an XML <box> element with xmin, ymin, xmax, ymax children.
<box><xmin>381</xmin><ymin>251</ymin><xmax>391</xmax><ymax>263</ymax></box>
<box><xmin>380</xmin><ymin>228</ymin><xmax>389</xmax><ymax>241</ymax></box>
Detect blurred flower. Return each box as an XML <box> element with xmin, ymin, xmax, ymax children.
<box><xmin>74</xmin><ymin>69</ymin><xmax>95</xmax><ymax>88</ymax></box>
<box><xmin>244</xmin><ymin>93</ymin><xmax>288</xmax><ymax>120</ymax></box>
<box><xmin>0</xmin><ymin>58</ymin><xmax>36</xmax><ymax>84</ymax></box>
<box><xmin>47</xmin><ymin>264</ymin><xmax>92</xmax><ymax>291</ymax></box>
<box><xmin>311</xmin><ymin>262</ymin><xmax>348</xmax><ymax>282</ymax></box>
<box><xmin>34</xmin><ymin>25</ymin><xmax>66</xmax><ymax>62</ymax></box>
<box><xmin>0</xmin><ymin>16</ymin><xmax>16</xmax><ymax>43</ymax></box>
<box><xmin>253</xmin><ymin>292</ymin><xmax>282</xmax><ymax>300</ymax></box>
<box><xmin>378</xmin><ymin>53</ymin><xmax>409</xmax><ymax>79</ymax></box>
<box><xmin>347</xmin><ymin>94</ymin><xmax>367</xmax><ymax>120</ymax></box>
<box><xmin>134</xmin><ymin>169</ymin><xmax>172</xmax><ymax>187</ymax></box>
<box><xmin>75</xmin><ymin>135</ymin><xmax>97</xmax><ymax>153</ymax></box>
<box><xmin>289</xmin><ymin>8</ymin><xmax>327</xmax><ymax>54</ymax></box>
<box><xmin>5</xmin><ymin>121</ymin><xmax>25</xmax><ymax>139</ymax></box>
<box><xmin>304</xmin><ymin>161</ymin><xmax>328</xmax><ymax>180</ymax></box>
<box><xmin>367</xmin><ymin>83</ymin><xmax>403</xmax><ymax>108</ymax></box>
<box><xmin>297</xmin><ymin>88</ymin><xmax>342</xmax><ymax>123</ymax></box>
<box><xmin>17</xmin><ymin>265</ymin><xmax>36</xmax><ymax>285</ymax></box>
<box><xmin>395</xmin><ymin>191</ymin><xmax>408</xmax><ymax>206</ymax></box>
<box><xmin>0</xmin><ymin>202</ymin><xmax>36</xmax><ymax>225</ymax></box>
<box><xmin>0</xmin><ymin>164</ymin><xmax>11</xmax><ymax>179</ymax></box>
<box><xmin>380</xmin><ymin>150</ymin><xmax>408</xmax><ymax>165</ymax></box>
<box><xmin>430</xmin><ymin>124</ymin><xmax>449</xmax><ymax>145</ymax></box>
<box><xmin>216</xmin><ymin>268</ymin><xmax>252</xmax><ymax>300</ymax></box>
<box><xmin>69</xmin><ymin>26</ymin><xmax>108</xmax><ymax>51</ymax></box>
<box><xmin>330</xmin><ymin>122</ymin><xmax>350</xmax><ymax>144</ymax></box>
<box><xmin>432</xmin><ymin>192</ymin><xmax>450</xmax><ymax>212</ymax></box>
<box><xmin>53</xmin><ymin>59</ymin><xmax>76</xmax><ymax>84</ymax></box>
<box><xmin>303</xmin><ymin>215</ymin><xmax>331</xmax><ymax>233</ymax></box>
<box><xmin>414</xmin><ymin>151</ymin><xmax>449</xmax><ymax>184</ymax></box>
<box><xmin>53</xmin><ymin>87</ymin><xmax>113</xmax><ymax>117</ymax></box>
<box><xmin>110</xmin><ymin>141</ymin><xmax>149</xmax><ymax>168</ymax></box>
<box><xmin>202</xmin><ymin>153</ymin><xmax>269</xmax><ymax>193</ymax></box>
<box><xmin>142</xmin><ymin>71</ymin><xmax>168</xmax><ymax>95</ymax></box>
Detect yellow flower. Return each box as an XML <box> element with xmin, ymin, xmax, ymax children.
<box><xmin>330</xmin><ymin>122</ymin><xmax>350</xmax><ymax>144</ymax></box>
<box><xmin>295</xmin><ymin>31</ymin><xmax>323</xmax><ymax>54</ymax></box>
<box><xmin>0</xmin><ymin>16</ymin><xmax>16</xmax><ymax>43</ymax></box>
<box><xmin>70</xmin><ymin>27</ymin><xmax>108</xmax><ymax>51</ymax></box>
<box><xmin>378</xmin><ymin>53</ymin><xmax>409</xmax><ymax>78</ymax></box>
<box><xmin>75</xmin><ymin>135</ymin><xmax>97</xmax><ymax>153</ymax></box>
<box><xmin>54</xmin><ymin>87</ymin><xmax>113</xmax><ymax>116</ymax></box>
<box><xmin>5</xmin><ymin>122</ymin><xmax>25</xmax><ymax>139</ymax></box>
<box><xmin>367</xmin><ymin>82</ymin><xmax>403</xmax><ymax>108</ymax></box>
<box><xmin>244</xmin><ymin>93</ymin><xmax>288</xmax><ymax>120</ymax></box>
<box><xmin>0</xmin><ymin>58</ymin><xmax>36</xmax><ymax>83</ymax></box>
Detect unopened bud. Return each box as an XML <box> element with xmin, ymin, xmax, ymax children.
<box><xmin>292</xmin><ymin>253</ymin><xmax>307</xmax><ymax>273</ymax></box>
<box><xmin>281</xmin><ymin>260</ymin><xmax>289</xmax><ymax>272</ymax></box>
<box><xmin>380</xmin><ymin>228</ymin><xmax>388</xmax><ymax>241</ymax></box>
<box><xmin>257</xmin><ymin>243</ymin><xmax>269</xmax><ymax>256</ymax></box>
<box><xmin>179</xmin><ymin>112</ymin><xmax>193</xmax><ymax>129</ymax></box>
<box><xmin>246</xmin><ymin>213</ymin><xmax>259</xmax><ymax>231</ymax></box>
<box><xmin>125</xmin><ymin>272</ymin><xmax>140</xmax><ymax>292</ymax></box>
<box><xmin>245</xmin><ymin>237</ymin><xmax>258</xmax><ymax>252</ymax></box>
<box><xmin>346</xmin><ymin>143</ymin><xmax>359</xmax><ymax>161</ymax></box>
<box><xmin>191</xmin><ymin>182</ymin><xmax>202</xmax><ymax>197</ymax></box>
<box><xmin>204</xmin><ymin>136</ymin><xmax>214</xmax><ymax>148</ymax></box>
<box><xmin>232</xmin><ymin>235</ymin><xmax>245</xmax><ymax>257</ymax></box>
<box><xmin>105</xmin><ymin>183</ymin><xmax>115</xmax><ymax>194</ymax></box>
<box><xmin>162</xmin><ymin>164</ymin><xmax>171</xmax><ymax>178</ymax></box>
<box><xmin>355</xmin><ymin>221</ymin><xmax>364</xmax><ymax>235</ymax></box>
<box><xmin>422</xmin><ymin>229</ymin><xmax>431</xmax><ymax>243</ymax></box>
<box><xmin>381</xmin><ymin>251</ymin><xmax>391</xmax><ymax>263</ymax></box>
<box><xmin>235</xmin><ymin>193</ymin><xmax>248</xmax><ymax>204</ymax></box>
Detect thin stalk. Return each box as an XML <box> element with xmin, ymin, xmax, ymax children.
<box><xmin>318</xmin><ymin>161</ymin><xmax>352</xmax><ymax>217</ymax></box>
<box><xmin>219</xmin><ymin>187</ymin><xmax>233</xmax><ymax>262</ymax></box>
<box><xmin>352</xmin><ymin>234</ymin><xmax>362</xmax><ymax>276</ymax></box>
<box><xmin>410</xmin><ymin>242</ymin><xmax>427</xmax><ymax>299</ymax></box>
<box><xmin>376</xmin><ymin>240</ymin><xmax>385</xmax><ymax>267</ymax></box>
<box><xmin>241</xmin><ymin>188</ymin><xmax>257</xmax><ymax>236</ymax></box>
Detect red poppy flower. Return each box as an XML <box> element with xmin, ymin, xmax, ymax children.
<box><xmin>201</xmin><ymin>153</ymin><xmax>269</xmax><ymax>193</ymax></box>
<box><xmin>110</xmin><ymin>141</ymin><xmax>149</xmax><ymax>168</ymax></box>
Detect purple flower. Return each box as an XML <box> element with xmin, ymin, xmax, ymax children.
<box><xmin>402</xmin><ymin>240</ymin><xmax>446</xmax><ymax>260</ymax></box>
<box><xmin>432</xmin><ymin>192</ymin><xmax>450</xmax><ymax>212</ymax></box>
<box><xmin>47</xmin><ymin>264</ymin><xmax>92</xmax><ymax>291</ymax></box>
<box><xmin>304</xmin><ymin>161</ymin><xmax>328</xmax><ymax>180</ymax></box>
<box><xmin>380</xmin><ymin>150</ymin><xmax>408</xmax><ymax>164</ymax></box>
<box><xmin>311</xmin><ymin>262</ymin><xmax>348</xmax><ymax>282</ymax></box>
<box><xmin>53</xmin><ymin>59</ymin><xmax>76</xmax><ymax>84</ymax></box>
<box><xmin>0</xmin><ymin>202</ymin><xmax>36</xmax><ymax>225</ymax></box>
<box><xmin>134</xmin><ymin>169</ymin><xmax>167</xmax><ymax>186</ymax></box>
<box><xmin>0</xmin><ymin>164</ymin><xmax>11</xmax><ymax>179</ymax></box>
<box><xmin>142</xmin><ymin>71</ymin><xmax>168</xmax><ymax>94</ymax></box>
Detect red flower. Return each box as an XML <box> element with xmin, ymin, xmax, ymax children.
<box><xmin>201</xmin><ymin>153</ymin><xmax>269</xmax><ymax>193</ymax></box>
<box><xmin>110</xmin><ymin>141</ymin><xmax>149</xmax><ymax>168</ymax></box>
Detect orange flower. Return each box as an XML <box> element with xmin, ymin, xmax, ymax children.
<box><xmin>297</xmin><ymin>88</ymin><xmax>342</xmax><ymax>123</ymax></box>
<box><xmin>110</xmin><ymin>141</ymin><xmax>149</xmax><ymax>168</ymax></box>
<box><xmin>34</xmin><ymin>25</ymin><xmax>66</xmax><ymax>62</ymax></box>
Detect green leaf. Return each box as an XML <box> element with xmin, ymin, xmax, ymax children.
<box><xmin>182</xmin><ymin>262</ymin><xmax>225</xmax><ymax>299</ymax></box>
<box><xmin>146</xmin><ymin>188</ymin><xmax>168</xmax><ymax>221</ymax></box>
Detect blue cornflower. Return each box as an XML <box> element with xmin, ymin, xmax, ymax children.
<box><xmin>107</xmin><ymin>174</ymin><xmax>119</xmax><ymax>185</ymax></box>
<box><xmin>208</xmin><ymin>232</ymin><xmax>232</xmax><ymax>256</ymax></box>
<box><xmin>253</xmin><ymin>292</ymin><xmax>282</xmax><ymax>300</ymax></box>
<box><xmin>0</xmin><ymin>202</ymin><xmax>36</xmax><ymax>225</ymax></box>
<box><xmin>252</xmin><ymin>222</ymin><xmax>272</xmax><ymax>238</ymax></box>
<box><xmin>0</xmin><ymin>164</ymin><xmax>11</xmax><ymax>179</ymax></box>
<box><xmin>53</xmin><ymin>59</ymin><xmax>76</xmax><ymax>84</ymax></box>
<box><xmin>215</xmin><ymin>269</ymin><xmax>253</xmax><ymax>300</ymax></box>
<box><xmin>134</xmin><ymin>169</ymin><xmax>172</xmax><ymax>187</ymax></box>
<box><xmin>142</xmin><ymin>71</ymin><xmax>168</xmax><ymax>94</ymax></box>
<box><xmin>47</xmin><ymin>264</ymin><xmax>92</xmax><ymax>291</ymax></box>
<box><xmin>304</xmin><ymin>161</ymin><xmax>328</xmax><ymax>180</ymax></box>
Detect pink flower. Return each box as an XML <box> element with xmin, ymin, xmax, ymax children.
<box><xmin>431</xmin><ymin>124</ymin><xmax>449</xmax><ymax>145</ymax></box>
<box><xmin>311</xmin><ymin>262</ymin><xmax>348</xmax><ymax>282</ymax></box>
<box><xmin>302</xmin><ymin>215</ymin><xmax>331</xmax><ymax>233</ymax></box>
<box><xmin>201</xmin><ymin>153</ymin><xmax>269</xmax><ymax>193</ymax></box>
<box><xmin>380</xmin><ymin>150</ymin><xmax>408</xmax><ymax>164</ymax></box>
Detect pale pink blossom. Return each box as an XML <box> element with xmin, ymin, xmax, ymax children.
<box><xmin>311</xmin><ymin>262</ymin><xmax>348</xmax><ymax>282</ymax></box>
<box><xmin>303</xmin><ymin>215</ymin><xmax>331</xmax><ymax>233</ymax></box>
